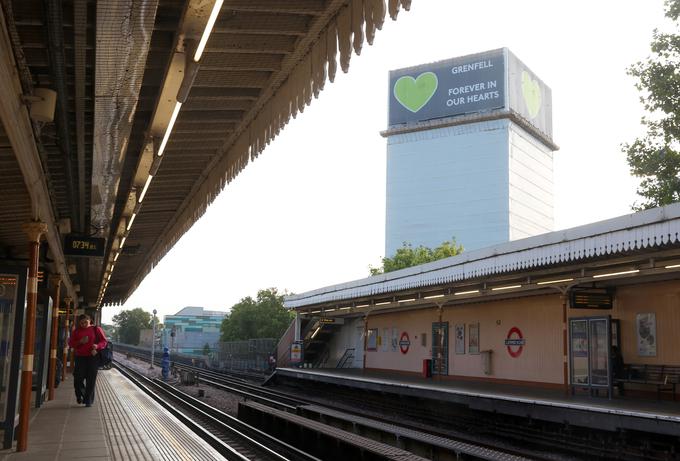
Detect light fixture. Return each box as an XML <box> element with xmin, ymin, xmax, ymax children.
<box><xmin>119</xmin><ymin>236</ymin><xmax>127</xmax><ymax>249</ymax></box>
<box><xmin>26</xmin><ymin>88</ymin><xmax>57</xmax><ymax>123</ymax></box>
<box><xmin>355</xmin><ymin>303</ymin><xmax>370</xmax><ymax>308</ymax></box>
<box><xmin>310</xmin><ymin>310</ymin><xmax>321</xmax><ymax>314</ymax></box>
<box><xmin>375</xmin><ymin>301</ymin><xmax>391</xmax><ymax>306</ymax></box>
<box><xmin>126</xmin><ymin>213</ymin><xmax>136</xmax><ymax>231</ymax></box>
<box><xmin>114</xmin><ymin>252</ymin><xmax>120</xmax><ymax>262</ymax></box>
<box><xmin>339</xmin><ymin>306</ymin><xmax>351</xmax><ymax>310</ymax></box>
<box><xmin>593</xmin><ymin>269</ymin><xmax>639</xmax><ymax>278</ymax></box>
<box><xmin>424</xmin><ymin>294</ymin><xmax>445</xmax><ymax>299</ymax></box>
<box><xmin>194</xmin><ymin>0</ymin><xmax>224</xmax><ymax>62</ymax></box>
<box><xmin>398</xmin><ymin>298</ymin><xmax>416</xmax><ymax>303</ymax></box>
<box><xmin>491</xmin><ymin>285</ymin><xmax>521</xmax><ymax>291</ymax></box>
<box><xmin>536</xmin><ymin>278</ymin><xmax>574</xmax><ymax>285</ymax></box>
<box><xmin>138</xmin><ymin>175</ymin><xmax>153</xmax><ymax>203</ymax></box>
<box><xmin>157</xmin><ymin>102</ymin><xmax>182</xmax><ymax>157</ymax></box>
<box><xmin>665</xmin><ymin>264</ymin><xmax>680</xmax><ymax>269</ymax></box>
<box><xmin>454</xmin><ymin>290</ymin><xmax>479</xmax><ymax>296</ymax></box>
<box><xmin>310</xmin><ymin>326</ymin><xmax>322</xmax><ymax>339</ymax></box>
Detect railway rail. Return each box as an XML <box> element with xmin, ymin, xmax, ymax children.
<box><xmin>117</xmin><ymin>343</ymin><xmax>680</xmax><ymax>460</ymax></box>
<box><xmin>113</xmin><ymin>360</ymin><xmax>319</xmax><ymax>461</ymax></box>
<box><xmin>114</xmin><ymin>345</ymin><xmax>554</xmax><ymax>460</ymax></box>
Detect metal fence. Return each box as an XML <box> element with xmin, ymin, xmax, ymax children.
<box><xmin>215</xmin><ymin>338</ymin><xmax>276</xmax><ymax>371</ymax></box>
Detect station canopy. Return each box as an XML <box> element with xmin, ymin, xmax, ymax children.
<box><xmin>0</xmin><ymin>0</ymin><xmax>411</xmax><ymax>309</ymax></box>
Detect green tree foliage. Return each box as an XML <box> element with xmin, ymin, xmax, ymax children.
<box><xmin>220</xmin><ymin>288</ymin><xmax>295</xmax><ymax>341</ymax></box>
<box><xmin>624</xmin><ymin>0</ymin><xmax>680</xmax><ymax>210</ymax></box>
<box><xmin>370</xmin><ymin>238</ymin><xmax>464</xmax><ymax>275</ymax></box>
<box><xmin>112</xmin><ymin>308</ymin><xmax>152</xmax><ymax>345</ymax></box>
<box><xmin>202</xmin><ymin>343</ymin><xmax>211</xmax><ymax>356</ymax></box>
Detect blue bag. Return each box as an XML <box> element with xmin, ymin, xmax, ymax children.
<box><xmin>94</xmin><ymin>326</ymin><xmax>112</xmax><ymax>368</ymax></box>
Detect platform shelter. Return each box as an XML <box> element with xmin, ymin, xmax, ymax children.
<box><xmin>286</xmin><ymin>203</ymin><xmax>680</xmax><ymax>401</ymax></box>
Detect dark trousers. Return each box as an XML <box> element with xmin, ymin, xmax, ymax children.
<box><xmin>73</xmin><ymin>355</ymin><xmax>99</xmax><ymax>404</ymax></box>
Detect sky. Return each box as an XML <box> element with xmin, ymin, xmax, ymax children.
<box><xmin>103</xmin><ymin>0</ymin><xmax>668</xmax><ymax>324</ymax></box>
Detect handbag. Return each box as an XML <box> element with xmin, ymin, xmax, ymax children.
<box><xmin>93</xmin><ymin>326</ymin><xmax>112</xmax><ymax>367</ymax></box>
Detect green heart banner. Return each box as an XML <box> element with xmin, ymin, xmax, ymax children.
<box><xmin>393</xmin><ymin>72</ymin><xmax>438</xmax><ymax>113</ymax></box>
<box><xmin>389</xmin><ymin>49</ymin><xmax>505</xmax><ymax>126</ymax></box>
<box><xmin>387</xmin><ymin>48</ymin><xmax>552</xmax><ymax>141</ymax></box>
<box><xmin>521</xmin><ymin>71</ymin><xmax>541</xmax><ymax>119</ymax></box>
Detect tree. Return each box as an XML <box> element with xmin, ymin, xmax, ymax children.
<box><xmin>112</xmin><ymin>308</ymin><xmax>152</xmax><ymax>345</ymax></box>
<box><xmin>202</xmin><ymin>343</ymin><xmax>211</xmax><ymax>356</ymax></box>
<box><xmin>370</xmin><ymin>238</ymin><xmax>464</xmax><ymax>275</ymax></box>
<box><xmin>220</xmin><ymin>288</ymin><xmax>295</xmax><ymax>341</ymax></box>
<box><xmin>624</xmin><ymin>0</ymin><xmax>680</xmax><ymax>210</ymax></box>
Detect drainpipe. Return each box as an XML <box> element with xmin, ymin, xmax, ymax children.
<box><xmin>561</xmin><ymin>293</ymin><xmax>569</xmax><ymax>395</ymax></box>
<box><xmin>47</xmin><ymin>275</ymin><xmax>62</xmax><ymax>400</ymax></box>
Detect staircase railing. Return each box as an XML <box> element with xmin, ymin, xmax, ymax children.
<box><xmin>313</xmin><ymin>346</ymin><xmax>330</xmax><ymax>368</ymax></box>
<box><xmin>336</xmin><ymin>348</ymin><xmax>355</xmax><ymax>368</ymax></box>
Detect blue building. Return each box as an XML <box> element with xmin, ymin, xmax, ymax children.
<box><xmin>163</xmin><ymin>306</ymin><xmax>226</xmax><ymax>356</ymax></box>
<box><xmin>383</xmin><ymin>48</ymin><xmax>558</xmax><ymax>255</ymax></box>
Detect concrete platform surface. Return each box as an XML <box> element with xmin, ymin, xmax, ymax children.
<box><xmin>1</xmin><ymin>369</ymin><xmax>224</xmax><ymax>461</ymax></box>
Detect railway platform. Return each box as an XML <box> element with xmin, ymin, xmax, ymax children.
<box><xmin>274</xmin><ymin>367</ymin><xmax>680</xmax><ymax>437</ymax></box>
<box><xmin>0</xmin><ymin>369</ymin><xmax>224</xmax><ymax>461</ymax></box>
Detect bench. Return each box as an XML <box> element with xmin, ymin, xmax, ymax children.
<box><xmin>614</xmin><ymin>364</ymin><xmax>680</xmax><ymax>400</ymax></box>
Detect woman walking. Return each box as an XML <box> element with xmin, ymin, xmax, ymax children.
<box><xmin>68</xmin><ymin>314</ymin><xmax>107</xmax><ymax>407</ymax></box>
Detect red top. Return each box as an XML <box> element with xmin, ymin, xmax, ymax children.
<box><xmin>68</xmin><ymin>325</ymin><xmax>107</xmax><ymax>357</ymax></box>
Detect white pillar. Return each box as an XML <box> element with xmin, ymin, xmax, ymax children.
<box><xmin>294</xmin><ymin>312</ymin><xmax>301</xmax><ymax>342</ymax></box>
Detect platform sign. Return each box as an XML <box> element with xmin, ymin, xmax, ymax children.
<box><xmin>290</xmin><ymin>341</ymin><xmax>303</xmax><ymax>363</ymax></box>
<box><xmin>570</xmin><ymin>289</ymin><xmax>613</xmax><ymax>309</ymax></box>
<box><xmin>504</xmin><ymin>327</ymin><xmax>525</xmax><ymax>358</ymax></box>
<box><xmin>63</xmin><ymin>235</ymin><xmax>105</xmax><ymax>257</ymax></box>
<box><xmin>399</xmin><ymin>331</ymin><xmax>410</xmax><ymax>354</ymax></box>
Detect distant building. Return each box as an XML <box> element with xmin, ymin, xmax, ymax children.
<box><xmin>163</xmin><ymin>306</ymin><xmax>227</xmax><ymax>356</ymax></box>
<box><xmin>384</xmin><ymin>48</ymin><xmax>558</xmax><ymax>255</ymax></box>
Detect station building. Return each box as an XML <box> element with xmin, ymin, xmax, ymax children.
<box><xmin>163</xmin><ymin>306</ymin><xmax>226</xmax><ymax>356</ymax></box>
<box><xmin>286</xmin><ymin>204</ymin><xmax>680</xmax><ymax>396</ymax></box>
<box><xmin>383</xmin><ymin>48</ymin><xmax>558</xmax><ymax>255</ymax></box>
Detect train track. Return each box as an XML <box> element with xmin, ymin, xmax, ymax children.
<box><xmin>116</xmin><ymin>343</ymin><xmax>680</xmax><ymax>459</ymax></box>
<box><xmin>115</xmin><ymin>346</ymin><xmax>556</xmax><ymax>460</ymax></box>
<box><xmin>114</xmin><ymin>359</ymin><xmax>320</xmax><ymax>461</ymax></box>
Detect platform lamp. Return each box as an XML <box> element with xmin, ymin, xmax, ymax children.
<box><xmin>24</xmin><ymin>88</ymin><xmax>57</xmax><ymax>123</ymax></box>
<box><xmin>150</xmin><ymin>309</ymin><xmax>157</xmax><ymax>369</ymax></box>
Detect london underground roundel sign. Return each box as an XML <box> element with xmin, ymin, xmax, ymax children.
<box><xmin>504</xmin><ymin>327</ymin><xmax>526</xmax><ymax>358</ymax></box>
<box><xmin>399</xmin><ymin>331</ymin><xmax>410</xmax><ymax>354</ymax></box>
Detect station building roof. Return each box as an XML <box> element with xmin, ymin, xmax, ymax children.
<box><xmin>285</xmin><ymin>202</ymin><xmax>680</xmax><ymax>311</ymax></box>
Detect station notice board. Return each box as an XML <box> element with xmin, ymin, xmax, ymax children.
<box><xmin>570</xmin><ymin>289</ymin><xmax>613</xmax><ymax>309</ymax></box>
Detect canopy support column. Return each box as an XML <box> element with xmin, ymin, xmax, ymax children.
<box><xmin>17</xmin><ymin>221</ymin><xmax>46</xmax><ymax>451</ymax></box>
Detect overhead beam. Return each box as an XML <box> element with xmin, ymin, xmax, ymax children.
<box><xmin>0</xmin><ymin>5</ymin><xmax>77</xmax><ymax>302</ymax></box>
<box><xmin>44</xmin><ymin>0</ymin><xmax>79</xmax><ymax>230</ymax></box>
<box><xmin>74</xmin><ymin>0</ymin><xmax>87</xmax><ymax>232</ymax></box>
<box><xmin>220</xmin><ymin>1</ymin><xmax>326</xmax><ymax>16</ymax></box>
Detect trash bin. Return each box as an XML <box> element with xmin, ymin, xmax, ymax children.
<box><xmin>422</xmin><ymin>359</ymin><xmax>432</xmax><ymax>378</ymax></box>
<box><xmin>481</xmin><ymin>350</ymin><xmax>493</xmax><ymax>375</ymax></box>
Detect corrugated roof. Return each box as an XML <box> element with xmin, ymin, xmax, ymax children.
<box><xmin>285</xmin><ymin>203</ymin><xmax>680</xmax><ymax>308</ymax></box>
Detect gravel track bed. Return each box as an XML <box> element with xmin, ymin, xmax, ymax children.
<box><xmin>113</xmin><ymin>352</ymin><xmax>243</xmax><ymax>416</ymax></box>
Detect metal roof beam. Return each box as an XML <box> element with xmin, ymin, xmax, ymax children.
<box><xmin>0</xmin><ymin>5</ymin><xmax>77</xmax><ymax>303</ymax></box>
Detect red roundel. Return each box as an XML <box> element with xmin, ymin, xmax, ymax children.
<box><xmin>504</xmin><ymin>327</ymin><xmax>526</xmax><ymax>358</ymax></box>
<box><xmin>399</xmin><ymin>331</ymin><xmax>410</xmax><ymax>354</ymax></box>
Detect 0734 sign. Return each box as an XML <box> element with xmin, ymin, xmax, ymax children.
<box><xmin>63</xmin><ymin>235</ymin><xmax>105</xmax><ymax>257</ymax></box>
